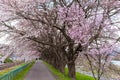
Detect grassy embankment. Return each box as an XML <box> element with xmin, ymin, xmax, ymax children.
<box><xmin>0</xmin><ymin>63</ymin><xmax>24</xmax><ymax>76</ymax></box>
<box><xmin>44</xmin><ymin>62</ymin><xmax>95</xmax><ymax>80</ymax></box>
<box><xmin>13</xmin><ymin>61</ymin><xmax>35</xmax><ymax>80</ymax></box>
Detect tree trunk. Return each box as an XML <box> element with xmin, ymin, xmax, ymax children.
<box><xmin>51</xmin><ymin>57</ymin><xmax>66</xmax><ymax>73</ymax></box>
<box><xmin>58</xmin><ymin>63</ymin><xmax>66</xmax><ymax>73</ymax></box>
<box><xmin>67</xmin><ymin>61</ymin><xmax>76</xmax><ymax>80</ymax></box>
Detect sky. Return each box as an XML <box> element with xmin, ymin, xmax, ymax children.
<box><xmin>0</xmin><ymin>34</ymin><xmax>9</xmax><ymax>44</ymax></box>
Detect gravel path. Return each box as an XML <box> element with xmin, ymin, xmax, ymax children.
<box><xmin>24</xmin><ymin>60</ymin><xmax>56</xmax><ymax>80</ymax></box>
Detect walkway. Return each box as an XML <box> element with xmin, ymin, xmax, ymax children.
<box><xmin>24</xmin><ymin>61</ymin><xmax>56</xmax><ymax>80</ymax></box>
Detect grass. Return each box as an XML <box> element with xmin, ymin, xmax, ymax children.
<box><xmin>76</xmin><ymin>72</ymin><xmax>94</xmax><ymax>80</ymax></box>
<box><xmin>44</xmin><ymin>62</ymin><xmax>95</xmax><ymax>80</ymax></box>
<box><xmin>65</xmin><ymin>68</ymin><xmax>94</xmax><ymax>80</ymax></box>
<box><xmin>0</xmin><ymin>63</ymin><xmax>23</xmax><ymax>76</ymax></box>
<box><xmin>13</xmin><ymin>61</ymin><xmax>35</xmax><ymax>80</ymax></box>
<box><xmin>44</xmin><ymin>62</ymin><xmax>71</xmax><ymax>80</ymax></box>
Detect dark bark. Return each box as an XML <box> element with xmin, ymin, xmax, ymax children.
<box><xmin>57</xmin><ymin>62</ymin><xmax>66</xmax><ymax>73</ymax></box>
<box><xmin>41</xmin><ymin>47</ymin><xmax>67</xmax><ymax>73</ymax></box>
<box><xmin>67</xmin><ymin>61</ymin><xmax>76</xmax><ymax>80</ymax></box>
<box><xmin>66</xmin><ymin>42</ymin><xmax>82</xmax><ymax>80</ymax></box>
<box><xmin>52</xmin><ymin>57</ymin><xmax>66</xmax><ymax>73</ymax></box>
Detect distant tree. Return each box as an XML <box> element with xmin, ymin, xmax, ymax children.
<box><xmin>4</xmin><ymin>57</ymin><xmax>13</xmax><ymax>63</ymax></box>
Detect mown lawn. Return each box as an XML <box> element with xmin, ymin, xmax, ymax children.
<box><xmin>44</xmin><ymin>62</ymin><xmax>95</xmax><ymax>80</ymax></box>
<box><xmin>13</xmin><ymin>61</ymin><xmax>35</xmax><ymax>80</ymax></box>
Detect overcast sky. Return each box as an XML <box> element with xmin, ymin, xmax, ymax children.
<box><xmin>0</xmin><ymin>34</ymin><xmax>9</xmax><ymax>44</ymax></box>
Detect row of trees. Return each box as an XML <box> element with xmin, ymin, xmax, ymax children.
<box><xmin>0</xmin><ymin>0</ymin><xmax>120</xmax><ymax>80</ymax></box>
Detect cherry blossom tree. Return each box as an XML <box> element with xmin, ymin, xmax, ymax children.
<box><xmin>54</xmin><ymin>0</ymin><xmax>120</xmax><ymax>79</ymax></box>
<box><xmin>83</xmin><ymin>39</ymin><xmax>119</xmax><ymax>80</ymax></box>
<box><xmin>0</xmin><ymin>0</ymin><xmax>120</xmax><ymax>80</ymax></box>
<box><xmin>0</xmin><ymin>44</ymin><xmax>15</xmax><ymax>63</ymax></box>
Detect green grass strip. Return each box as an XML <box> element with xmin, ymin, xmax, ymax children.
<box><xmin>65</xmin><ymin>68</ymin><xmax>94</xmax><ymax>80</ymax></box>
<box><xmin>76</xmin><ymin>72</ymin><xmax>94</xmax><ymax>80</ymax></box>
<box><xmin>0</xmin><ymin>63</ymin><xmax>25</xmax><ymax>76</ymax></box>
<box><xmin>13</xmin><ymin>61</ymin><xmax>35</xmax><ymax>80</ymax></box>
<box><xmin>44</xmin><ymin>61</ymin><xmax>71</xmax><ymax>80</ymax></box>
<box><xmin>44</xmin><ymin>62</ymin><xmax>95</xmax><ymax>80</ymax></box>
